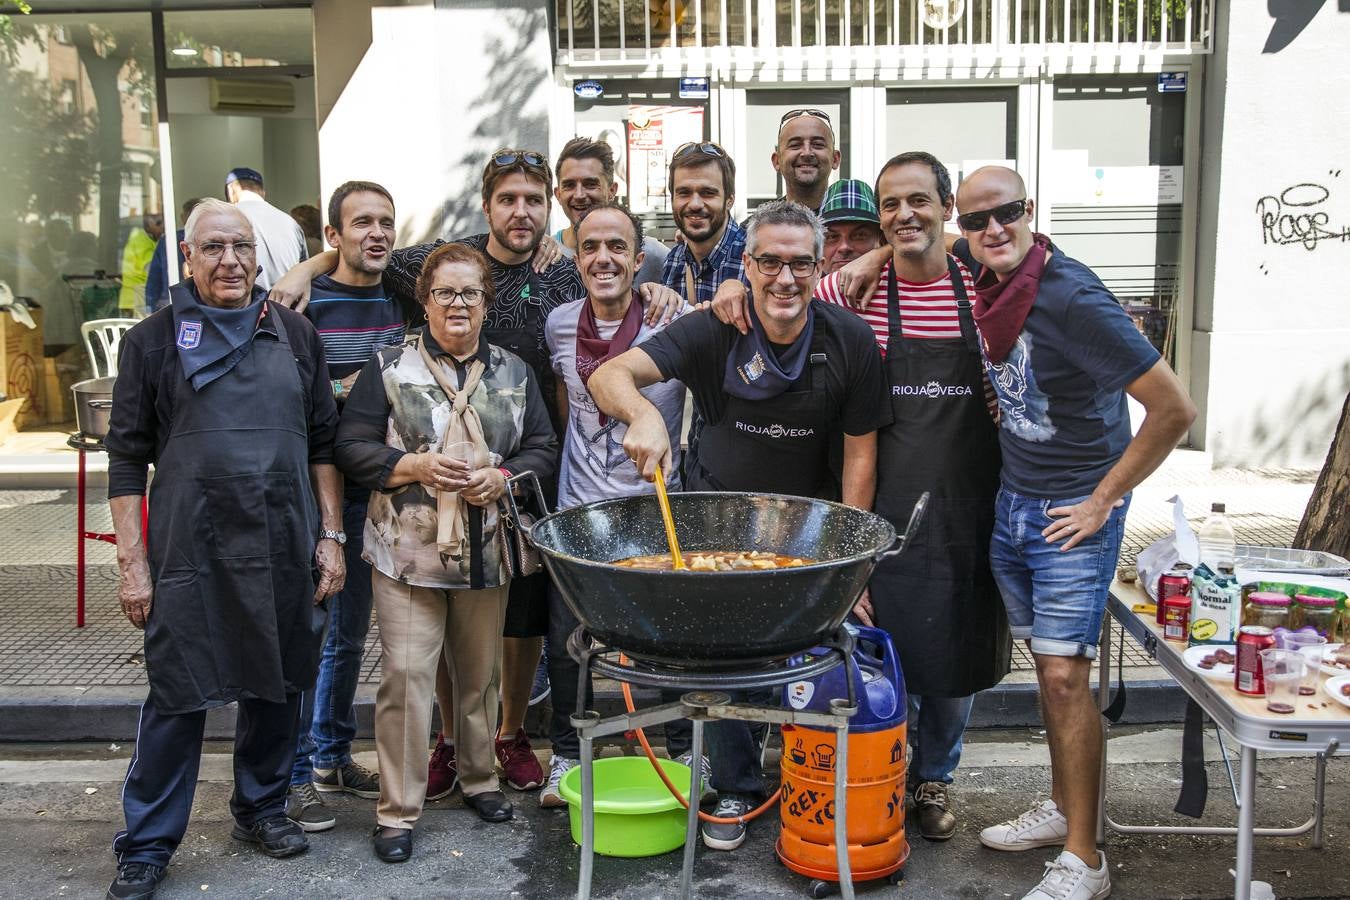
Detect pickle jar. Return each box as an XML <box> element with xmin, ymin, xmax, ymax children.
<box><xmin>1290</xmin><ymin>594</ymin><xmax>1339</xmax><ymax>639</ymax></box>
<box><xmin>1242</xmin><ymin>591</ymin><xmax>1291</xmax><ymax>630</ymax></box>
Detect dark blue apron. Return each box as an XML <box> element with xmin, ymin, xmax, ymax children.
<box><xmin>870</xmin><ymin>258</ymin><xmax>1010</xmax><ymax>697</ymax></box>
<box><xmin>143</xmin><ymin>305</ymin><xmax>325</xmax><ymax>714</ymax></box>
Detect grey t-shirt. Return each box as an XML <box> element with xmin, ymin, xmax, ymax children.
<box><xmin>556</xmin><ymin>232</ymin><xmax>670</xmax><ymax>289</ymax></box>
<box><xmin>545</xmin><ymin>297</ymin><xmax>686</xmax><ymax>509</ymax></box>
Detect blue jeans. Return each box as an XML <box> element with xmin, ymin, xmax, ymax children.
<box><xmin>704</xmin><ymin>689</ymin><xmax>773</xmax><ymax>797</ymax></box>
<box><xmin>989</xmin><ymin>487</ymin><xmax>1130</xmax><ymax>660</ymax></box>
<box><xmin>291</xmin><ymin>496</ymin><xmax>374</xmax><ymax>785</ymax></box>
<box><xmin>906</xmin><ymin>694</ymin><xmax>975</xmax><ymax>785</ymax></box>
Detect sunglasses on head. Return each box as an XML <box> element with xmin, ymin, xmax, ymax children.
<box><xmin>779</xmin><ymin>108</ymin><xmax>832</xmax><ymax>128</ymax></box>
<box><xmin>490</xmin><ymin>150</ymin><xmax>548</xmax><ymax>169</ymax></box>
<box><xmin>672</xmin><ymin>141</ymin><xmax>726</xmax><ymax>161</ymax></box>
<box><xmin>956</xmin><ymin>198</ymin><xmax>1028</xmax><ymax>232</ymax></box>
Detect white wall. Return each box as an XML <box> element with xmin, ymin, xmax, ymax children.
<box><xmin>313</xmin><ymin>2</ymin><xmax>552</xmax><ymax>246</ymax></box>
<box><xmin>166</xmin><ymin>76</ymin><xmax>320</xmax><ymax>214</ymax></box>
<box><xmin>1191</xmin><ymin>2</ymin><xmax>1350</xmax><ymax>468</ymax></box>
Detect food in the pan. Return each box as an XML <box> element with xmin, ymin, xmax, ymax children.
<box><xmin>614</xmin><ymin>550</ymin><xmax>813</xmax><ymax>571</ymax></box>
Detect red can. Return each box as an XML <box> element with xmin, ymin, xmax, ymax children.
<box><xmin>1157</xmin><ymin>568</ymin><xmax>1193</xmax><ymax>625</ymax></box>
<box><xmin>1162</xmin><ymin>595</ymin><xmax>1191</xmax><ymax>642</ymax></box>
<box><xmin>1235</xmin><ymin>626</ymin><xmax>1276</xmax><ymax>695</ymax></box>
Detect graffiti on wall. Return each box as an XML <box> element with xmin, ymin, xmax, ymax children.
<box><xmin>1255</xmin><ymin>172</ymin><xmax>1350</xmax><ymax>271</ymax></box>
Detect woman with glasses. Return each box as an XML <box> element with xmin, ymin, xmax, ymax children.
<box><xmin>334</xmin><ymin>242</ymin><xmax>557</xmax><ymax>863</ymax></box>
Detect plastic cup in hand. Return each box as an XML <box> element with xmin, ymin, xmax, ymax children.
<box><xmin>1259</xmin><ymin>648</ymin><xmax>1304</xmax><ymax>714</ymax></box>
<box><xmin>445</xmin><ymin>440</ymin><xmax>485</xmax><ymax>468</ymax></box>
<box><xmin>1284</xmin><ymin>633</ymin><xmax>1328</xmax><ymax>696</ymax></box>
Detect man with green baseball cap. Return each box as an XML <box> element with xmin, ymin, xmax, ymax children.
<box><xmin>818</xmin><ymin>179</ymin><xmax>884</xmax><ymax>274</ymax></box>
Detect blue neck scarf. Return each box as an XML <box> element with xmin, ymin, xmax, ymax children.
<box><xmin>722</xmin><ymin>298</ymin><xmax>815</xmax><ymax>400</ymax></box>
<box><xmin>170</xmin><ymin>282</ymin><xmax>267</xmax><ymax>391</ymax></box>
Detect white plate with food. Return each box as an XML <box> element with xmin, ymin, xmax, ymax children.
<box><xmin>1322</xmin><ymin>674</ymin><xmax>1350</xmax><ymax>710</ymax></box>
<box><xmin>1182</xmin><ymin>644</ymin><xmax>1238</xmax><ymax>682</ymax></box>
<box><xmin>1318</xmin><ymin>642</ymin><xmax>1349</xmax><ymax>676</ymax></box>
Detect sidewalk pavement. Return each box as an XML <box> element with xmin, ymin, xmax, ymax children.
<box><xmin>0</xmin><ymin>446</ymin><xmax>1318</xmax><ymax>741</ymax></box>
<box><xmin>2</xmin><ymin>727</ymin><xmax>1345</xmax><ymax>898</ymax></box>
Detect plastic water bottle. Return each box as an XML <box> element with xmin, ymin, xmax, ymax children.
<box><xmin>1198</xmin><ymin>502</ymin><xmax>1237</xmax><ymax>575</ymax></box>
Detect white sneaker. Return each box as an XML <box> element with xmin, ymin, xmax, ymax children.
<box><xmin>539</xmin><ymin>756</ymin><xmax>577</xmax><ymax>809</ymax></box>
<box><xmin>676</xmin><ymin>751</ymin><xmax>715</xmax><ymax>802</ymax></box>
<box><xmin>979</xmin><ymin>798</ymin><xmax>1069</xmax><ymax>851</ymax></box>
<box><xmin>1022</xmin><ymin>850</ymin><xmax>1111</xmax><ymax>900</ymax></box>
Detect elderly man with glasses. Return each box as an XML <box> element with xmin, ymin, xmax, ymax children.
<box><xmin>590</xmin><ymin>199</ymin><xmax>890</xmax><ymax>852</ymax></box>
<box><xmin>102</xmin><ymin>198</ymin><xmax>344</xmax><ymax>900</ymax></box>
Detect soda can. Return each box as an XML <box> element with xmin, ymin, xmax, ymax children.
<box><xmin>1235</xmin><ymin>626</ymin><xmax>1276</xmax><ymax>695</ymax></box>
<box><xmin>1157</xmin><ymin>568</ymin><xmax>1193</xmax><ymax>625</ymax></box>
<box><xmin>1162</xmin><ymin>595</ymin><xmax>1191</xmax><ymax>643</ymax></box>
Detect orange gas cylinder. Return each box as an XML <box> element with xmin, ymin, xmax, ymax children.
<box><xmin>776</xmin><ymin>626</ymin><xmax>909</xmax><ymax>886</ymax></box>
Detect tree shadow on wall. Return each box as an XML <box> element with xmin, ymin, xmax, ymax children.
<box><xmin>398</xmin><ymin>5</ymin><xmax>550</xmax><ymax>247</ymax></box>
<box><xmin>1263</xmin><ymin>0</ymin><xmax>1346</xmax><ymax>53</ymax></box>
<box><xmin>1231</xmin><ymin>358</ymin><xmax>1350</xmax><ymax>467</ymax></box>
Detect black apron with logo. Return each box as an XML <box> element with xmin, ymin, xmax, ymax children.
<box><xmin>870</xmin><ymin>259</ymin><xmax>1010</xmax><ymax>698</ymax></box>
<box><xmin>142</xmin><ymin>307</ymin><xmax>325</xmax><ymax>714</ymax></box>
<box><xmin>687</xmin><ymin>322</ymin><xmax>837</xmax><ymax>499</ymax></box>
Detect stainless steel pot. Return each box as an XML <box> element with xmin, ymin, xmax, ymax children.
<box><xmin>71</xmin><ymin>376</ymin><xmax>115</xmax><ymax>440</ymax></box>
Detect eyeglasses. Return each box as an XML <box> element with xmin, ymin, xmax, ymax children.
<box><xmin>956</xmin><ymin>199</ymin><xmax>1028</xmax><ymax>232</ymax></box>
<box><xmin>672</xmin><ymin>141</ymin><xmax>726</xmax><ymax>161</ymax></box>
<box><xmin>429</xmin><ymin>287</ymin><xmax>487</xmax><ymax>307</ymax></box>
<box><xmin>751</xmin><ymin>255</ymin><xmax>819</xmax><ymax>277</ymax></box>
<box><xmin>490</xmin><ymin>150</ymin><xmax>548</xmax><ymax>169</ymax></box>
<box><xmin>195</xmin><ymin>240</ymin><xmax>257</xmax><ymax>260</ymax></box>
<box><xmin>779</xmin><ymin>108</ymin><xmax>832</xmax><ymax>129</ymax></box>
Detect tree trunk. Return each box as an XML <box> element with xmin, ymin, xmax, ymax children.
<box><xmin>1294</xmin><ymin>391</ymin><xmax>1350</xmax><ymax>559</ymax></box>
<box><xmin>70</xmin><ymin>27</ymin><xmax>127</xmax><ymax>273</ymax></box>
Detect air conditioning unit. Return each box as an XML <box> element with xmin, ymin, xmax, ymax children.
<box><xmin>209</xmin><ymin>77</ymin><xmax>295</xmax><ymax>114</ymax></box>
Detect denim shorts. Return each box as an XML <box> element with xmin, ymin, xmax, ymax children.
<box><xmin>989</xmin><ymin>486</ymin><xmax>1131</xmax><ymax>660</ymax></box>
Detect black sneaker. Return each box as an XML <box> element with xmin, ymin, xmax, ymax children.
<box><xmin>313</xmin><ymin>760</ymin><xmax>381</xmax><ymax>799</ymax></box>
<box><xmin>528</xmin><ymin>649</ymin><xmax>551</xmax><ymax>706</ymax></box>
<box><xmin>700</xmin><ymin>794</ymin><xmax>751</xmax><ymax>850</ymax></box>
<box><xmin>913</xmin><ymin>781</ymin><xmax>957</xmax><ymax>841</ymax></box>
<box><xmin>286</xmin><ymin>782</ymin><xmax>336</xmax><ymax>832</ymax></box>
<box><xmin>231</xmin><ymin>814</ymin><xmax>309</xmax><ymax>858</ymax></box>
<box><xmin>106</xmin><ymin>862</ymin><xmax>166</xmax><ymax>900</ymax></box>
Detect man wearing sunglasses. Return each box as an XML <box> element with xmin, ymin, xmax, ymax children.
<box><xmin>957</xmin><ymin>166</ymin><xmax>1195</xmax><ymax>900</ymax></box>
<box><xmin>590</xmin><ymin>200</ymin><xmax>889</xmax><ymax>852</ymax></box>
<box><xmin>660</xmin><ymin>140</ymin><xmax>747</xmax><ymax>307</ymax></box>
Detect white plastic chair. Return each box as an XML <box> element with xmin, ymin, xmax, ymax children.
<box><xmin>81</xmin><ymin>318</ymin><xmax>137</xmax><ymax>378</ymax></box>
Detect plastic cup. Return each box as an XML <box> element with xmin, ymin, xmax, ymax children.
<box><xmin>1285</xmin><ymin>634</ymin><xmax>1329</xmax><ymax>696</ymax></box>
<box><xmin>1260</xmin><ymin>649</ymin><xmax>1304</xmax><ymax>714</ymax></box>
<box><xmin>445</xmin><ymin>440</ymin><xmax>485</xmax><ymax>467</ymax></box>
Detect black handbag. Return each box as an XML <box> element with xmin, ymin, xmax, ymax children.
<box><xmin>498</xmin><ymin>471</ymin><xmax>547</xmax><ymax>579</ymax></box>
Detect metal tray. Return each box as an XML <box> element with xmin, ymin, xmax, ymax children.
<box><xmin>1234</xmin><ymin>544</ymin><xmax>1350</xmax><ymax>577</ymax></box>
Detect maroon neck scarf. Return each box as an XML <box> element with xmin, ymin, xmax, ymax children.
<box><xmin>971</xmin><ymin>233</ymin><xmax>1051</xmax><ymax>364</ymax></box>
<box><xmin>576</xmin><ymin>291</ymin><xmax>644</xmax><ymax>422</ymax></box>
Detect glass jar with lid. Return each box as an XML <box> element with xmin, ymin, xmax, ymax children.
<box><xmin>1242</xmin><ymin>591</ymin><xmax>1291</xmax><ymax>630</ymax></box>
<box><xmin>1290</xmin><ymin>594</ymin><xmax>1339</xmax><ymax>639</ymax></box>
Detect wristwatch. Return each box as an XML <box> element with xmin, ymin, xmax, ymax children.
<box><xmin>319</xmin><ymin>529</ymin><xmax>347</xmax><ymax>545</ymax></box>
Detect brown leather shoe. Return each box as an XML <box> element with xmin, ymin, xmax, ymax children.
<box><xmin>913</xmin><ymin>781</ymin><xmax>957</xmax><ymax>841</ymax></box>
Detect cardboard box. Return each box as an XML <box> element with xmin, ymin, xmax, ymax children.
<box><xmin>41</xmin><ymin>345</ymin><xmax>88</xmax><ymax>427</ymax></box>
<box><xmin>0</xmin><ymin>302</ymin><xmax>46</xmax><ymax>430</ymax></box>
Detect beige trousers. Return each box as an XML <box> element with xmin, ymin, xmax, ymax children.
<box><xmin>372</xmin><ymin>569</ymin><xmax>509</xmax><ymax>830</ymax></box>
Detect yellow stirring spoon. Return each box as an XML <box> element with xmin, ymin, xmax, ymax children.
<box><xmin>651</xmin><ymin>463</ymin><xmax>685</xmax><ymax>570</ymax></box>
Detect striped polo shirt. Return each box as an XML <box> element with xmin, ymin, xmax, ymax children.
<box><xmin>815</xmin><ymin>257</ymin><xmax>998</xmax><ymax>419</ymax></box>
<box><xmin>305</xmin><ymin>273</ymin><xmax>406</xmax><ymax>379</ymax></box>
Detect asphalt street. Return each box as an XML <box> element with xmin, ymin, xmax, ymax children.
<box><xmin>1</xmin><ymin>727</ymin><xmax>1346</xmax><ymax>899</ymax></box>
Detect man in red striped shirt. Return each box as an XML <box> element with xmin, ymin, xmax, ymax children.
<box><xmin>821</xmin><ymin>153</ymin><xmax>1011</xmax><ymax>844</ymax></box>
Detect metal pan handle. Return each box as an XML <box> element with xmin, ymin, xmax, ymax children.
<box><xmin>502</xmin><ymin>470</ymin><xmax>550</xmax><ymax>530</ymax></box>
<box><xmin>87</xmin><ymin>400</ymin><xmax>113</xmax><ymax>410</ymax></box>
<box><xmin>873</xmin><ymin>491</ymin><xmax>929</xmax><ymax>563</ymax></box>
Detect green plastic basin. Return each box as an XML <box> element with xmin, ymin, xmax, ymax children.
<box><xmin>558</xmin><ymin>756</ymin><xmax>692</xmax><ymax>857</ymax></box>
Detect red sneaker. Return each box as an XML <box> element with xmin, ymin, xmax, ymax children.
<box><xmin>495</xmin><ymin>727</ymin><xmax>544</xmax><ymax>790</ymax></box>
<box><xmin>426</xmin><ymin>733</ymin><xmax>458</xmax><ymax>801</ymax></box>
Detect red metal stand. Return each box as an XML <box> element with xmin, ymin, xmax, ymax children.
<box><xmin>69</xmin><ymin>434</ymin><xmax>136</xmax><ymax>628</ymax></box>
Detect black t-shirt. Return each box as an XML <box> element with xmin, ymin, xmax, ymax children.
<box><xmin>639</xmin><ymin>302</ymin><xmax>891</xmax><ymax>475</ymax></box>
